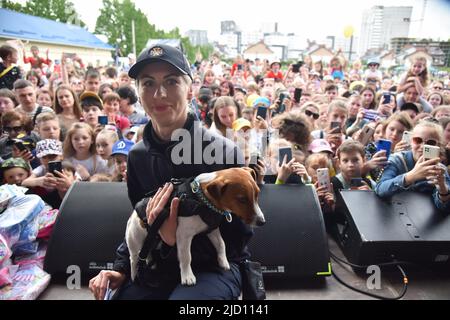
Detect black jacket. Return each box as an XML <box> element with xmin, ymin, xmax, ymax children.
<box><xmin>113</xmin><ymin>112</ymin><xmax>253</xmax><ymax>281</ymax></box>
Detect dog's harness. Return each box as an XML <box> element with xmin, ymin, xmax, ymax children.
<box><xmin>137</xmin><ymin>177</ymin><xmax>233</xmax><ymax>269</ymax></box>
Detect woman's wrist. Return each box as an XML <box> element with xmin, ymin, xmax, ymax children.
<box><xmin>404</xmin><ymin>171</ymin><xmax>415</xmax><ymax>186</ymax></box>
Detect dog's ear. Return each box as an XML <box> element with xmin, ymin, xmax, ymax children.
<box><xmin>242</xmin><ymin>167</ymin><xmax>257</xmax><ymax>182</ymax></box>
<box><xmin>205</xmin><ymin>179</ymin><xmax>228</xmax><ymax>200</ymax></box>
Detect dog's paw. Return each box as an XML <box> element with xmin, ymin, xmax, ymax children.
<box><xmin>218</xmin><ymin>257</ymin><xmax>230</xmax><ymax>271</ymax></box>
<box><xmin>181</xmin><ymin>272</ymin><xmax>197</xmax><ymax>286</ymax></box>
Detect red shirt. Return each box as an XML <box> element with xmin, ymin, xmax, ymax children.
<box><xmin>23</xmin><ymin>56</ymin><xmax>52</xmax><ymax>70</ymax></box>
<box><xmin>265</xmin><ymin>71</ymin><xmax>283</xmax><ymax>80</ymax></box>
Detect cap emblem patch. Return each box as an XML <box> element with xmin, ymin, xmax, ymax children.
<box><xmin>149</xmin><ymin>47</ymin><xmax>164</xmax><ymax>57</ymax></box>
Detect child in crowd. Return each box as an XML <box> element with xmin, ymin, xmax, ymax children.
<box><xmin>117</xmin><ymin>86</ymin><xmax>148</xmax><ymax>126</ymax></box>
<box><xmin>398</xmin><ymin>57</ymin><xmax>429</xmax><ymax>95</ymax></box>
<box><xmin>35</xmin><ymin>112</ymin><xmax>61</xmax><ymax>141</ymax></box>
<box><xmin>79</xmin><ymin>91</ymin><xmax>104</xmax><ymax>129</ymax></box>
<box><xmin>110</xmin><ymin>139</ymin><xmax>135</xmax><ymax>182</ymax></box>
<box><xmin>22</xmin><ymin>139</ymin><xmax>75</xmax><ymax>209</ymax></box>
<box><xmin>332</xmin><ymin>140</ymin><xmax>372</xmax><ymax>192</ymax></box>
<box><xmin>84</xmin><ymin>69</ymin><xmax>101</xmax><ymax>93</ymax></box>
<box><xmin>324</xmin><ymin>84</ymin><xmax>338</xmax><ymax>102</ymax></box>
<box><xmin>96</xmin><ymin>128</ymin><xmax>119</xmax><ymax>175</ymax></box>
<box><xmin>1</xmin><ymin>157</ymin><xmax>31</xmax><ymax>186</ymax></box>
<box><xmin>63</xmin><ymin>122</ymin><xmax>108</xmax><ymax>180</ymax></box>
<box><xmin>103</xmin><ymin>92</ymin><xmax>131</xmax><ymax>132</ymax></box>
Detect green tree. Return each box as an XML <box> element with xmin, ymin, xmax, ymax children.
<box><xmin>1</xmin><ymin>0</ymin><xmax>85</xmax><ymax>26</ymax></box>
<box><xmin>1</xmin><ymin>0</ymin><xmax>25</xmax><ymax>12</ymax></box>
<box><xmin>95</xmin><ymin>0</ymin><xmax>155</xmax><ymax>56</ymax></box>
<box><xmin>95</xmin><ymin>0</ymin><xmax>213</xmax><ymax>62</ymax></box>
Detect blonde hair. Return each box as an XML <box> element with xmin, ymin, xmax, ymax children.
<box><xmin>413</xmin><ymin>119</ymin><xmax>444</xmax><ymax>145</ymax></box>
<box><xmin>63</xmin><ymin>122</ymin><xmax>96</xmax><ymax>158</ymax></box>
<box><xmin>35</xmin><ymin>112</ymin><xmax>58</xmax><ymax>127</ymax></box>
<box><xmin>407</xmin><ymin>57</ymin><xmax>429</xmax><ymax>86</ymax></box>
<box><xmin>382</xmin><ymin>112</ymin><xmax>414</xmax><ymax>135</ymax></box>
<box><xmin>96</xmin><ymin>128</ymin><xmax>119</xmax><ymax>144</ymax></box>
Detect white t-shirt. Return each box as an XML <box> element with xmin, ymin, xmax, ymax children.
<box><xmin>66</xmin><ymin>155</ymin><xmax>109</xmax><ymax>177</ymax></box>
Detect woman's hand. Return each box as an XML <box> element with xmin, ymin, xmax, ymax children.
<box><xmin>363</xmin><ymin>150</ymin><xmax>388</xmax><ymax>173</ymax></box>
<box><xmin>42</xmin><ymin>173</ymin><xmax>58</xmax><ymax>189</ymax></box>
<box><xmin>89</xmin><ymin>270</ymin><xmax>127</xmax><ymax>300</ymax></box>
<box><xmin>393</xmin><ymin>140</ymin><xmax>410</xmax><ymax>153</ymax></box>
<box><xmin>427</xmin><ymin>164</ymin><xmax>449</xmax><ymax>194</ymax></box>
<box><xmin>146</xmin><ymin>183</ymin><xmax>179</xmax><ymax>246</ymax></box>
<box><xmin>405</xmin><ymin>156</ymin><xmax>441</xmax><ymax>186</ymax></box>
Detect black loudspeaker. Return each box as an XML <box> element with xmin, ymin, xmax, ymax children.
<box><xmin>337</xmin><ymin>190</ymin><xmax>450</xmax><ymax>266</ymax></box>
<box><xmin>44</xmin><ymin>182</ymin><xmax>132</xmax><ymax>277</ymax></box>
<box><xmin>249</xmin><ymin>184</ymin><xmax>330</xmax><ymax>279</ymax></box>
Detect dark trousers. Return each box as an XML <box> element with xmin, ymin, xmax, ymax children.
<box><xmin>113</xmin><ymin>263</ymin><xmax>241</xmax><ymax>300</ymax></box>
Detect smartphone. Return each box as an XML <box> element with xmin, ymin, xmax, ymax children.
<box><xmin>278</xmin><ymin>147</ymin><xmax>293</xmax><ymax>165</ymax></box>
<box><xmin>237</xmin><ymin>64</ymin><xmax>243</xmax><ymax>71</ymax></box>
<box><xmin>279</xmin><ymin>93</ymin><xmax>287</xmax><ymax>104</ymax></box>
<box><xmin>317</xmin><ymin>168</ymin><xmax>331</xmax><ymax>191</ymax></box>
<box><xmin>256</xmin><ymin>106</ymin><xmax>268</xmax><ymax>120</ymax></box>
<box><xmin>292</xmin><ymin>64</ymin><xmax>300</xmax><ymax>73</ymax></box>
<box><xmin>423</xmin><ymin>144</ymin><xmax>440</xmax><ymax>160</ymax></box>
<box><xmin>363</xmin><ymin>110</ymin><xmax>379</xmax><ymax>122</ymax></box>
<box><xmin>402</xmin><ymin>131</ymin><xmax>412</xmax><ymax>145</ymax></box>
<box><xmin>359</xmin><ymin>125</ymin><xmax>375</xmax><ymax>146</ymax></box>
<box><xmin>294</xmin><ymin>88</ymin><xmax>302</xmax><ymax>103</ymax></box>
<box><xmin>376</xmin><ymin>139</ymin><xmax>392</xmax><ymax>159</ymax></box>
<box><xmin>48</xmin><ymin>161</ymin><xmax>63</xmax><ymax>175</ymax></box>
<box><xmin>383</xmin><ymin>93</ymin><xmax>391</xmax><ymax>104</ymax></box>
<box><xmin>98</xmin><ymin>115</ymin><xmax>108</xmax><ymax>125</ymax></box>
<box><xmin>13</xmin><ymin>140</ymin><xmax>27</xmax><ymax>152</ymax></box>
<box><xmin>350</xmin><ymin>178</ymin><xmax>363</xmax><ymax>188</ymax></box>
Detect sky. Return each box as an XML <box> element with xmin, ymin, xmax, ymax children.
<box><xmin>14</xmin><ymin>0</ymin><xmax>450</xmax><ymax>42</ymax></box>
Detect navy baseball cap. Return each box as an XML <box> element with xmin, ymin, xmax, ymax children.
<box><xmin>128</xmin><ymin>44</ymin><xmax>193</xmax><ymax>80</ymax></box>
<box><xmin>110</xmin><ymin>139</ymin><xmax>135</xmax><ymax>157</ymax></box>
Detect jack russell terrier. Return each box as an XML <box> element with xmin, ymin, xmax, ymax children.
<box><xmin>126</xmin><ymin>167</ymin><xmax>265</xmax><ymax>286</ymax></box>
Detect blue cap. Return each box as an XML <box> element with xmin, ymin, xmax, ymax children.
<box><xmin>111</xmin><ymin>139</ymin><xmax>135</xmax><ymax>157</ymax></box>
<box><xmin>252</xmin><ymin>97</ymin><xmax>270</xmax><ymax>108</ymax></box>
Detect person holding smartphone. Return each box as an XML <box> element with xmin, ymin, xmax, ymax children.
<box><xmin>375</xmin><ymin>120</ymin><xmax>450</xmax><ymax>211</ymax></box>
<box><xmin>22</xmin><ymin>139</ymin><xmax>76</xmax><ymax>209</ymax></box>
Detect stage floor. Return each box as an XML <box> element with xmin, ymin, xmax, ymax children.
<box><xmin>38</xmin><ymin>238</ymin><xmax>450</xmax><ymax>300</ymax></box>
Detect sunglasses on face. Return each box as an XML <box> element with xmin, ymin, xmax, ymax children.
<box><xmin>368</xmin><ymin>64</ymin><xmax>378</xmax><ymax>67</ymax></box>
<box><xmin>3</xmin><ymin>126</ymin><xmax>23</xmax><ymax>133</ymax></box>
<box><xmin>412</xmin><ymin>137</ymin><xmax>438</xmax><ymax>146</ymax></box>
<box><xmin>305</xmin><ymin>109</ymin><xmax>319</xmax><ymax>120</ymax></box>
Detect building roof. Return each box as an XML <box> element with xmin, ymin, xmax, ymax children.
<box><xmin>244</xmin><ymin>41</ymin><xmax>274</xmax><ymax>55</ymax></box>
<box><xmin>0</xmin><ymin>8</ymin><xmax>113</xmax><ymax>50</ymax></box>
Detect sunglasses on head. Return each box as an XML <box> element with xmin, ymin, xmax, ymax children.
<box><xmin>412</xmin><ymin>137</ymin><xmax>438</xmax><ymax>146</ymax></box>
<box><xmin>305</xmin><ymin>109</ymin><xmax>319</xmax><ymax>120</ymax></box>
<box><xmin>3</xmin><ymin>126</ymin><xmax>23</xmax><ymax>133</ymax></box>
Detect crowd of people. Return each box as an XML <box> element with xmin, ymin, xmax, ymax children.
<box><xmin>1</xmin><ymin>39</ymin><xmax>450</xmax><ymax>299</ymax></box>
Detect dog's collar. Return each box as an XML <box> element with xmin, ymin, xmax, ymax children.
<box><xmin>190</xmin><ymin>179</ymin><xmax>233</xmax><ymax>223</ymax></box>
